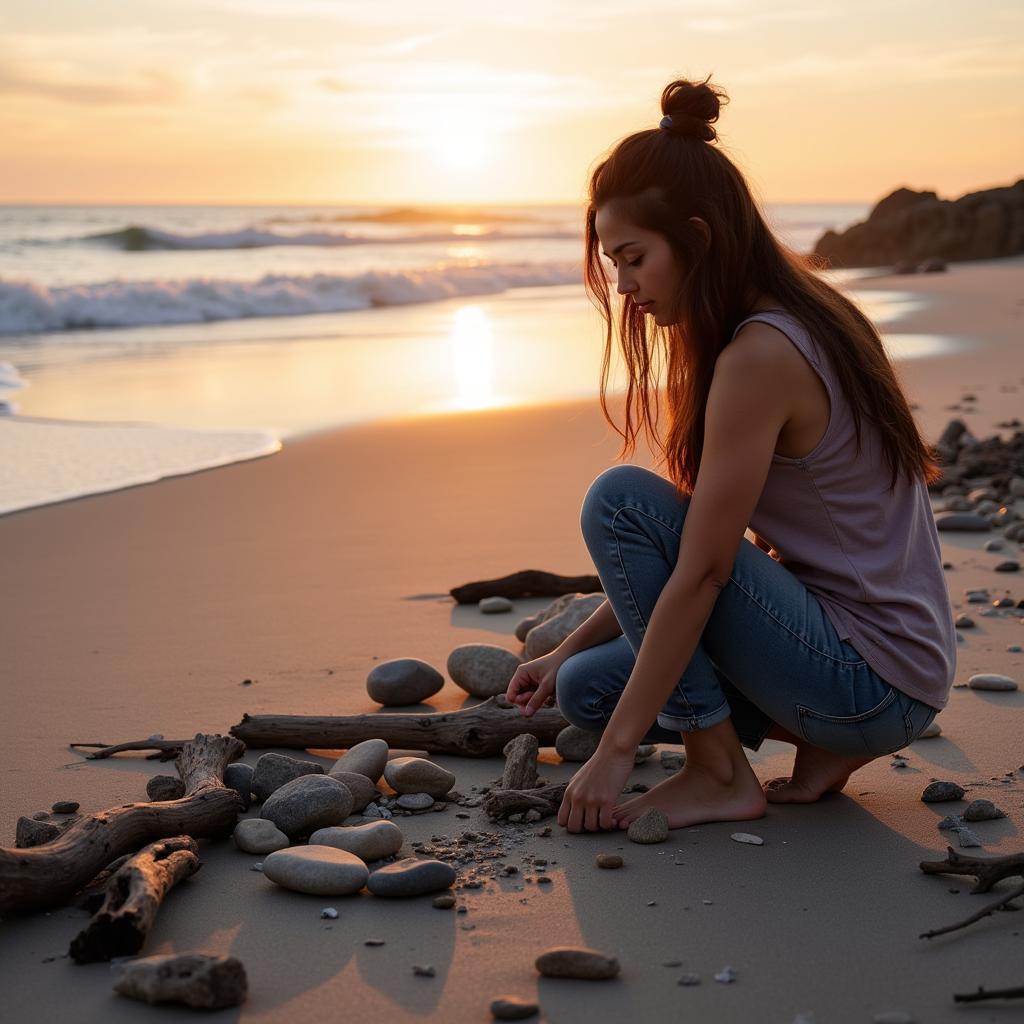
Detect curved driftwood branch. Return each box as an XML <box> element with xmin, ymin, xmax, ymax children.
<box><xmin>70</xmin><ymin>740</ymin><xmax>189</xmax><ymax>761</ymax></box>
<box><xmin>0</xmin><ymin>734</ymin><xmax>243</xmax><ymax>914</ymax></box>
<box><xmin>230</xmin><ymin>695</ymin><xmax>567</xmax><ymax>757</ymax></box>
<box><xmin>919</xmin><ymin>847</ymin><xmax>1024</xmax><ymax>895</ymax></box>
<box><xmin>919</xmin><ymin>846</ymin><xmax>1024</xmax><ymax>939</ymax></box>
<box><xmin>954</xmin><ymin>984</ymin><xmax>1024</xmax><ymax>1003</ymax></box>
<box><xmin>450</xmin><ymin>570</ymin><xmax>601</xmax><ymax>604</ymax></box>
<box><xmin>70</xmin><ymin>836</ymin><xmax>200</xmax><ymax>963</ymax></box>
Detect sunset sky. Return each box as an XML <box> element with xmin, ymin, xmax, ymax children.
<box><xmin>2</xmin><ymin>0</ymin><xmax>1021</xmax><ymax>206</ymax></box>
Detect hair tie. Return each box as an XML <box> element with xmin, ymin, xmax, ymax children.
<box><xmin>659</xmin><ymin>115</ymin><xmax>673</xmax><ymax>129</ymax></box>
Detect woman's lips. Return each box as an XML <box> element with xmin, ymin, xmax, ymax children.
<box><xmin>637</xmin><ymin>300</ymin><xmax>654</xmax><ymax>311</ymax></box>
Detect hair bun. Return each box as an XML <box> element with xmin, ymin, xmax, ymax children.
<box><xmin>660</xmin><ymin>76</ymin><xmax>727</xmax><ymax>142</ymax></box>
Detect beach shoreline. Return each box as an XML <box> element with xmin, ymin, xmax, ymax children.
<box><xmin>1</xmin><ymin>255</ymin><xmax>1022</xmax><ymax>1022</ymax></box>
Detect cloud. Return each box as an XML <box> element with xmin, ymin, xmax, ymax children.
<box><xmin>0</xmin><ymin>62</ymin><xmax>185</xmax><ymax>106</ymax></box>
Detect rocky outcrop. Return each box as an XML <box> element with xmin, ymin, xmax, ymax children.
<box><xmin>813</xmin><ymin>179</ymin><xmax>1024</xmax><ymax>269</ymax></box>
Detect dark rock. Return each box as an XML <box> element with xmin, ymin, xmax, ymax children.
<box><xmin>112</xmin><ymin>954</ymin><xmax>247</xmax><ymax>1009</ymax></box>
<box><xmin>146</xmin><ymin>776</ymin><xmax>185</xmax><ymax>802</ymax></box>
<box><xmin>51</xmin><ymin>801</ymin><xmax>79</xmax><ymax>814</ymax></box>
<box><xmin>813</xmin><ymin>179</ymin><xmax>1024</xmax><ymax>268</ymax></box>
<box><xmin>963</xmin><ymin>799</ymin><xmax>1006</xmax><ymax>822</ymax></box>
<box><xmin>251</xmin><ymin>752</ymin><xmax>324</xmax><ymax>802</ymax></box>
<box><xmin>491</xmin><ymin>995</ymin><xmax>540</xmax><ymax>1019</ymax></box>
<box><xmin>535</xmin><ymin>947</ymin><xmax>620</xmax><ymax>980</ymax></box>
<box><xmin>15</xmin><ymin>816</ymin><xmax>60</xmax><ymax>848</ymax></box>
<box><xmin>223</xmin><ymin>763</ymin><xmax>254</xmax><ymax>810</ymax></box>
<box><xmin>921</xmin><ymin>781</ymin><xmax>965</xmax><ymax>802</ymax></box>
<box><xmin>366</xmin><ymin>658</ymin><xmax>445</xmax><ymax>706</ymax></box>
<box><xmin>935</xmin><ymin>513</ymin><xmax>991</xmax><ymax>532</ymax></box>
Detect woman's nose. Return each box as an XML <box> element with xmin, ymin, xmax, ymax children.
<box><xmin>616</xmin><ymin>275</ymin><xmax>637</xmax><ymax>296</ymax></box>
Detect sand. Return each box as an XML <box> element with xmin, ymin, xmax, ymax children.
<box><xmin>1</xmin><ymin>257</ymin><xmax>1022</xmax><ymax>1022</ymax></box>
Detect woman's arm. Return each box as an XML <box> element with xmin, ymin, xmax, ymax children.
<box><xmin>554</xmin><ymin>599</ymin><xmax>623</xmax><ymax>658</ymax></box>
<box><xmin>599</xmin><ymin>331</ymin><xmax>793</xmax><ymax>753</ymax></box>
<box><xmin>557</xmin><ymin>325</ymin><xmax>796</xmax><ymax>831</ymax></box>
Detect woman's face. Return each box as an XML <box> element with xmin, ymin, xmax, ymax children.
<box><xmin>594</xmin><ymin>205</ymin><xmax>707</xmax><ymax>327</ymax></box>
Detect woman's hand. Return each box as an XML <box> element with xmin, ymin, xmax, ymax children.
<box><xmin>557</xmin><ymin>745</ymin><xmax>637</xmax><ymax>833</ymax></box>
<box><xmin>505</xmin><ymin>651</ymin><xmax>566</xmax><ymax>717</ymax></box>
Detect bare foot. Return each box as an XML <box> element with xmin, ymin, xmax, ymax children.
<box><xmin>612</xmin><ymin>763</ymin><xmax>767</xmax><ymax>830</ymax></box>
<box><xmin>764</xmin><ymin>740</ymin><xmax>874</xmax><ymax>803</ymax></box>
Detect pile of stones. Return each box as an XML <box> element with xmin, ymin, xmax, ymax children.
<box><xmin>931</xmin><ymin>420</ymin><xmax>1024</xmax><ymax>539</ymax></box>
<box><xmin>229</xmin><ymin>740</ymin><xmax>463</xmax><ymax>899</ymax></box>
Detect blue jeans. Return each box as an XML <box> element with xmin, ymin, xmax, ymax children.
<box><xmin>555</xmin><ymin>465</ymin><xmax>939</xmax><ymax>757</ymax></box>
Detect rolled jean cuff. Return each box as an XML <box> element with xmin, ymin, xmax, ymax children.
<box><xmin>656</xmin><ymin>699</ymin><xmax>733</xmax><ymax>734</ymax></box>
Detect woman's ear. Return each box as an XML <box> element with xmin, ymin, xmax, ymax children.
<box><xmin>688</xmin><ymin>216</ymin><xmax>711</xmax><ymax>248</ymax></box>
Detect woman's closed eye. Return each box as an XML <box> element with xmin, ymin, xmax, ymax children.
<box><xmin>608</xmin><ymin>257</ymin><xmax>643</xmax><ymax>269</ymax></box>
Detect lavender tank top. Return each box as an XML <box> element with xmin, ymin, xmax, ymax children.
<box><xmin>735</xmin><ymin>309</ymin><xmax>956</xmax><ymax>709</ymax></box>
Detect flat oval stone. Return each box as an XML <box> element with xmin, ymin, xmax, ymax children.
<box><xmin>596</xmin><ymin>853</ymin><xmax>623</xmax><ymax>869</ymax></box>
<box><xmin>383</xmin><ymin>756</ymin><xmax>456</xmax><ymax>798</ymax></box>
<box><xmin>968</xmin><ymin>673</ymin><xmax>1018</xmax><ymax>691</ymax></box>
<box><xmin>446</xmin><ymin>643</ymin><xmax>522</xmax><ymax>698</ymax></box>
<box><xmin>262</xmin><ymin>846</ymin><xmax>368</xmax><ymax>896</ymax></box>
<box><xmin>366</xmin><ymin>658</ymin><xmax>444</xmax><ymax>706</ymax></box>
<box><xmin>51</xmin><ymin>801</ymin><xmax>79</xmax><ymax>814</ymax></box>
<box><xmin>365</xmin><ymin>857</ymin><xmax>455</xmax><ymax>897</ymax></box>
<box><xmin>308</xmin><ymin>820</ymin><xmax>403</xmax><ymax>862</ymax></box>
<box><xmin>535</xmin><ymin>946</ymin><xmax>620</xmax><ymax>980</ymax></box>
<box><xmin>251</xmin><ymin>752</ymin><xmax>324</xmax><ymax>802</ymax></box>
<box><xmin>490</xmin><ymin>995</ymin><xmax>539</xmax><ymax>1019</ymax></box>
<box><xmin>730</xmin><ymin>832</ymin><xmax>764</xmax><ymax>846</ymax></box>
<box><xmin>330</xmin><ymin>739</ymin><xmax>389</xmax><ymax>784</ymax></box>
<box><xmin>260</xmin><ymin>775</ymin><xmax>354</xmax><ymax>837</ymax></box>
<box><xmin>233</xmin><ymin>818</ymin><xmax>289</xmax><ymax>854</ymax></box>
<box><xmin>627</xmin><ymin>808</ymin><xmax>669</xmax><ymax>844</ymax></box>
<box><xmin>935</xmin><ymin>513</ymin><xmax>991</xmax><ymax>532</ymax></box>
<box><xmin>327</xmin><ymin>771</ymin><xmax>377</xmax><ymax>813</ymax></box>
<box><xmin>921</xmin><ymin>781</ymin><xmax>965</xmax><ymax>803</ymax></box>
<box><xmin>479</xmin><ymin>597</ymin><xmax>513</xmax><ymax>614</ymax></box>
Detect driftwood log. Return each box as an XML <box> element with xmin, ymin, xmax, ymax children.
<box><xmin>231</xmin><ymin>695</ymin><xmax>567</xmax><ymax>757</ymax></box>
<box><xmin>450</xmin><ymin>570</ymin><xmax>602</xmax><ymax>604</ymax></box>
<box><xmin>484</xmin><ymin>783</ymin><xmax>568</xmax><ymax>821</ymax></box>
<box><xmin>70</xmin><ymin>836</ymin><xmax>200</xmax><ymax>963</ymax></box>
<box><xmin>483</xmin><ymin>726</ymin><xmax>567</xmax><ymax>821</ymax></box>
<box><xmin>0</xmin><ymin>734</ymin><xmax>243</xmax><ymax>914</ymax></box>
<box><xmin>919</xmin><ymin>846</ymin><xmax>1024</xmax><ymax>940</ymax></box>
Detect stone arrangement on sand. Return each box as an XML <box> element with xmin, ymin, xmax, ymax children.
<box><xmin>5</xmin><ymin>503</ymin><xmax>1024</xmax><ymax>1015</ymax></box>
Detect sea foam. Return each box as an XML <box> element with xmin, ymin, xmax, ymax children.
<box><xmin>0</xmin><ymin>261</ymin><xmax>582</xmax><ymax>335</ymax></box>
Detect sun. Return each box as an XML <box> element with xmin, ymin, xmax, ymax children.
<box><xmin>427</xmin><ymin>124</ymin><xmax>491</xmax><ymax>171</ymax></box>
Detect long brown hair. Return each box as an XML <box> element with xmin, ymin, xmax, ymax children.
<box><xmin>583</xmin><ymin>76</ymin><xmax>939</xmax><ymax>495</ymax></box>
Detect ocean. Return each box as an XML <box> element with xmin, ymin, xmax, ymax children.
<box><xmin>0</xmin><ymin>201</ymin><xmax>945</xmax><ymax>516</ymax></box>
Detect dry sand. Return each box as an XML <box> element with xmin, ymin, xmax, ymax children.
<box><xmin>1</xmin><ymin>257</ymin><xmax>1023</xmax><ymax>1022</ymax></box>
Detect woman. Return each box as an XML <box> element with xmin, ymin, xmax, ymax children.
<box><xmin>504</xmin><ymin>76</ymin><xmax>956</xmax><ymax>836</ymax></box>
